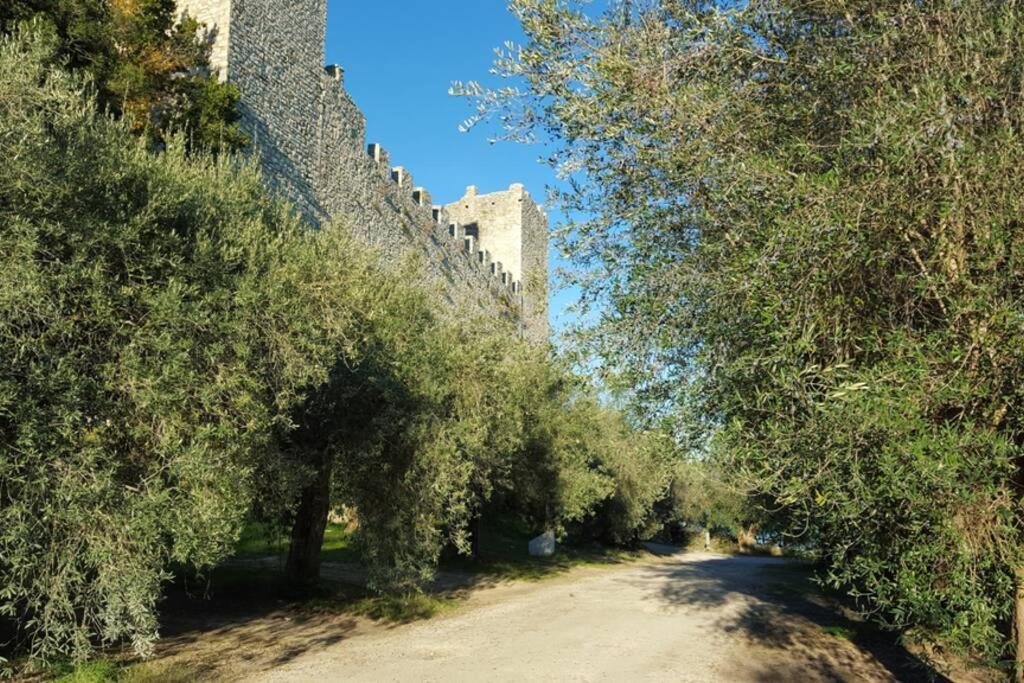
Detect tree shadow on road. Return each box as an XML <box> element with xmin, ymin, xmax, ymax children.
<box><xmin>630</xmin><ymin>556</ymin><xmax>952</xmax><ymax>683</ymax></box>
<box><xmin>150</xmin><ymin>569</ymin><xmax>365</xmax><ymax>680</ymax></box>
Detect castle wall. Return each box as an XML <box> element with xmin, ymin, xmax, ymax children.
<box><xmin>316</xmin><ymin>74</ymin><xmax>520</xmax><ymax>316</ymax></box>
<box><xmin>174</xmin><ymin>0</ymin><xmax>548</xmax><ymax>340</ymax></box>
<box><xmin>177</xmin><ymin>0</ymin><xmax>231</xmax><ymax>75</ymax></box>
<box><xmin>446</xmin><ymin>186</ymin><xmax>525</xmax><ymax>282</ymax></box>
<box><xmin>229</xmin><ymin>0</ymin><xmax>326</xmax><ymax>222</ymax></box>
<box><xmin>520</xmin><ymin>195</ymin><xmax>550</xmax><ymax>340</ymax></box>
<box><xmin>178</xmin><ymin>0</ymin><xmax>326</xmax><ymax>220</ymax></box>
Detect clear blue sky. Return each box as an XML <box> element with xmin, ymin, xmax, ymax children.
<box><xmin>324</xmin><ymin>1</ymin><xmax>577</xmax><ymax>337</ymax></box>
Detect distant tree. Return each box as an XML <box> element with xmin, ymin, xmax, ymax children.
<box><xmin>0</xmin><ymin>0</ymin><xmax>246</xmax><ymax>152</ymax></box>
<box><xmin>465</xmin><ymin>0</ymin><xmax>1024</xmax><ymax>670</ymax></box>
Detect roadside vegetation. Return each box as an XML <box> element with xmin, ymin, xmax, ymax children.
<box><xmin>0</xmin><ymin>16</ymin><xmax>729</xmax><ymax>678</ymax></box>
<box><xmin>9</xmin><ymin>0</ymin><xmax>1010</xmax><ymax>679</ymax></box>
<box><xmin>461</xmin><ymin>0</ymin><xmax>1024</xmax><ymax>676</ymax></box>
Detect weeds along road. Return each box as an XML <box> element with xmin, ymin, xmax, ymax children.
<box><xmin>242</xmin><ymin>552</ymin><xmax>940</xmax><ymax>683</ymax></box>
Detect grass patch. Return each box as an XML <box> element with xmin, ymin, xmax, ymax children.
<box><xmin>50</xmin><ymin>659</ymin><xmax>120</xmax><ymax>682</ymax></box>
<box><xmin>233</xmin><ymin>515</ymin><xmax>640</xmax><ymax>588</ymax></box>
<box><xmin>291</xmin><ymin>581</ymin><xmax>457</xmax><ymax>625</ymax></box>
<box><xmin>821</xmin><ymin>624</ymin><xmax>857</xmax><ymax>640</ymax></box>
<box><xmin>232</xmin><ymin>521</ymin><xmax>288</xmax><ymax>558</ymax></box>
<box><xmin>349</xmin><ymin>593</ymin><xmax>458</xmax><ymax>623</ymax></box>
<box><xmin>819</xmin><ymin>626</ymin><xmax>860</xmax><ymax>643</ymax></box>
<box><xmin>232</xmin><ymin>521</ymin><xmax>358</xmax><ymax>563</ymax></box>
<box><xmin>121</xmin><ymin>661</ymin><xmax>203</xmax><ymax>683</ymax></box>
<box><xmin>319</xmin><ymin>523</ymin><xmax>360</xmax><ymax>563</ymax></box>
<box><xmin>46</xmin><ymin>658</ymin><xmax>200</xmax><ymax>683</ymax></box>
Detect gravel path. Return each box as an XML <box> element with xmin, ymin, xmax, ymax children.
<box><xmin>246</xmin><ymin>553</ymin><xmax>937</xmax><ymax>683</ymax></box>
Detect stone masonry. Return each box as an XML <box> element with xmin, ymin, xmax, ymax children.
<box><xmin>176</xmin><ymin>0</ymin><xmax>550</xmax><ymax>341</ymax></box>
<box><xmin>445</xmin><ymin>185</ymin><xmax>549</xmax><ymax>341</ymax></box>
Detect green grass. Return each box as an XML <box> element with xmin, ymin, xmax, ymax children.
<box><xmin>233</xmin><ymin>515</ymin><xmax>644</xmax><ymax>587</ymax></box>
<box><xmin>235</xmin><ymin>515</ymin><xmax>645</xmax><ymax>587</ymax></box>
<box><xmin>50</xmin><ymin>659</ymin><xmax>120</xmax><ymax>683</ymax></box>
<box><xmin>320</xmin><ymin>592</ymin><xmax>458</xmax><ymax>623</ymax></box>
<box><xmin>47</xmin><ymin>658</ymin><xmax>202</xmax><ymax>683</ymax></box>
<box><xmin>232</xmin><ymin>521</ymin><xmax>289</xmax><ymax>557</ymax></box>
<box><xmin>319</xmin><ymin>523</ymin><xmax>360</xmax><ymax>563</ymax></box>
<box><xmin>40</xmin><ymin>517</ymin><xmax>650</xmax><ymax>681</ymax></box>
<box><xmin>232</xmin><ymin>521</ymin><xmax>359</xmax><ymax>563</ymax></box>
<box><xmin>821</xmin><ymin>624</ymin><xmax>858</xmax><ymax>640</ymax></box>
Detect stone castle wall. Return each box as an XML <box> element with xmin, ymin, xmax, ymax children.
<box><xmin>519</xmin><ymin>193</ymin><xmax>550</xmax><ymax>338</ymax></box>
<box><xmin>176</xmin><ymin>0</ymin><xmax>549</xmax><ymax>341</ymax></box>
<box><xmin>316</xmin><ymin>74</ymin><xmax>521</xmax><ymax>316</ymax></box>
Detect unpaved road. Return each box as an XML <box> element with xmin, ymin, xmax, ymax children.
<box><xmin>234</xmin><ymin>553</ymin><xmax>942</xmax><ymax>683</ymax></box>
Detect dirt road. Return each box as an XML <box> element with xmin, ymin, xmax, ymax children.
<box><xmin>238</xmin><ymin>553</ymin><xmax>941</xmax><ymax>683</ymax></box>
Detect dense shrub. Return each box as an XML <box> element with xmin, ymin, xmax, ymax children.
<box><xmin>315</xmin><ymin>317</ymin><xmax>644</xmax><ymax>590</ymax></box>
<box><xmin>0</xmin><ymin>19</ymin><xmax>682</xmax><ymax>669</ymax></box>
<box><xmin>0</xmin><ymin>28</ymin><xmax>376</xmax><ymax>661</ymax></box>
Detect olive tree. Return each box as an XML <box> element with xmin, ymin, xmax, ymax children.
<box><xmin>0</xmin><ymin>27</ymin><xmax>374</xmax><ymax>662</ymax></box>
<box><xmin>465</xmin><ymin>0</ymin><xmax>1024</xmax><ymax>669</ymax></box>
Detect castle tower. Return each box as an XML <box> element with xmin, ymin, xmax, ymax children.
<box><xmin>177</xmin><ymin>0</ymin><xmax>327</xmax><ymax>219</ymax></box>
<box><xmin>446</xmin><ymin>185</ymin><xmax>550</xmax><ymax>342</ymax></box>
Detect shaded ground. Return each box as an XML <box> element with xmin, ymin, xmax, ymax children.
<box><xmin>147</xmin><ymin>552</ymin><xmax>962</xmax><ymax>682</ymax></box>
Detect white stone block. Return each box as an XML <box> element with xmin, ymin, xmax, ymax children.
<box><xmin>528</xmin><ymin>531</ymin><xmax>555</xmax><ymax>557</ymax></box>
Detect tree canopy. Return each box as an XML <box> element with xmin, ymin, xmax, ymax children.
<box><xmin>468</xmin><ymin>0</ymin><xmax>1024</xmax><ymax>665</ymax></box>
<box><xmin>0</xmin><ymin>0</ymin><xmax>246</xmax><ymax>152</ymax></box>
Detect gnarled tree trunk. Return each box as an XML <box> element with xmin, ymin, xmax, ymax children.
<box><xmin>737</xmin><ymin>525</ymin><xmax>757</xmax><ymax>555</ymax></box>
<box><xmin>469</xmin><ymin>514</ymin><xmax>482</xmax><ymax>561</ymax></box>
<box><xmin>286</xmin><ymin>452</ymin><xmax>333</xmax><ymax>588</ymax></box>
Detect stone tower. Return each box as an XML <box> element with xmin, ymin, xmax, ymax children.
<box><xmin>446</xmin><ymin>185</ymin><xmax>549</xmax><ymax>342</ymax></box>
<box><xmin>175</xmin><ymin>0</ymin><xmax>550</xmax><ymax>342</ymax></box>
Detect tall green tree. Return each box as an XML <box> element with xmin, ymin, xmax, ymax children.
<box><xmin>468</xmin><ymin>0</ymin><xmax>1024</xmax><ymax>669</ymax></box>
<box><xmin>0</xmin><ymin>27</ymin><xmax>370</xmax><ymax>662</ymax></box>
<box><xmin>0</xmin><ymin>0</ymin><xmax>246</xmax><ymax>152</ymax></box>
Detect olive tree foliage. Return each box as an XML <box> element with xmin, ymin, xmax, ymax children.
<box><xmin>324</xmin><ymin>306</ymin><xmax>518</xmax><ymax>592</ymax></box>
<box><xmin>0</xmin><ymin>28</ymin><xmax>379</xmax><ymax>662</ymax></box>
<box><xmin>462</xmin><ymin>0</ymin><xmax>1024</xmax><ymax>660</ymax></box>
<box><xmin>0</xmin><ymin>16</ymin><xmax>681</xmax><ymax>667</ymax></box>
<box><xmin>495</xmin><ymin>352</ymin><xmax>616</xmax><ymax>533</ymax></box>
<box><xmin>487</xmin><ymin>345</ymin><xmax>676</xmax><ymax>546</ymax></box>
<box><xmin>326</xmin><ymin>314</ymin><xmax>641</xmax><ymax>591</ymax></box>
<box><xmin>306</xmin><ymin>310</ymin><xmax>672</xmax><ymax>592</ymax></box>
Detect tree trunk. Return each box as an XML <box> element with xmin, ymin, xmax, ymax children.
<box><xmin>469</xmin><ymin>514</ymin><xmax>482</xmax><ymax>561</ymax></box>
<box><xmin>737</xmin><ymin>524</ymin><xmax>757</xmax><ymax>554</ymax></box>
<box><xmin>286</xmin><ymin>452</ymin><xmax>332</xmax><ymax>588</ymax></box>
<box><xmin>1015</xmin><ymin>566</ymin><xmax>1024</xmax><ymax>683</ymax></box>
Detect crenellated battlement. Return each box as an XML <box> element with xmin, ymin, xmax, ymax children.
<box><xmin>176</xmin><ymin>0</ymin><xmax>548</xmax><ymax>341</ymax></box>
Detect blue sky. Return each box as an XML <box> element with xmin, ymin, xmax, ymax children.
<box><xmin>324</xmin><ymin>1</ymin><xmax>577</xmax><ymax>336</ymax></box>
